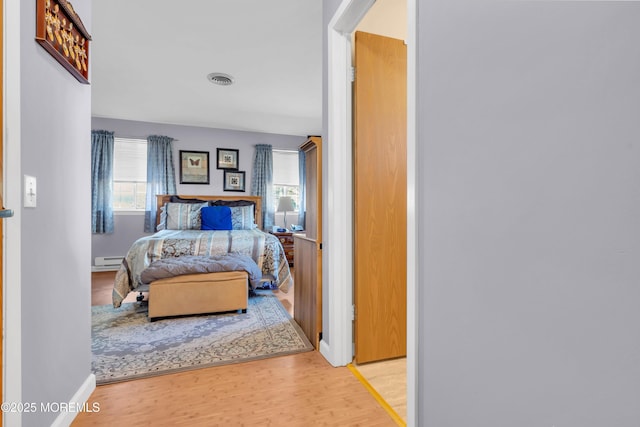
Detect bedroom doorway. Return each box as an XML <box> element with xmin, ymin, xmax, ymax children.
<box><xmin>326</xmin><ymin>0</ymin><xmax>417</xmax><ymax>422</ymax></box>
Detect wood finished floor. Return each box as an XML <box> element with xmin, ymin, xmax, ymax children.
<box><xmin>74</xmin><ymin>351</ymin><xmax>396</xmax><ymax>426</ymax></box>
<box><xmin>353</xmin><ymin>358</ymin><xmax>407</xmax><ymax>423</ymax></box>
<box><xmin>87</xmin><ymin>271</ymin><xmax>404</xmax><ymax>426</ymax></box>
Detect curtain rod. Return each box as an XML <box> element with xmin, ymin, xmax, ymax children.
<box><xmin>113</xmin><ymin>135</ymin><xmax>179</xmax><ymax>142</ymax></box>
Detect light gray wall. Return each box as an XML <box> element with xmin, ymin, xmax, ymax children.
<box><xmin>91</xmin><ymin>117</ymin><xmax>306</xmax><ymax>261</ymax></box>
<box><xmin>20</xmin><ymin>0</ymin><xmax>92</xmax><ymax>425</ymax></box>
<box><xmin>417</xmin><ymin>2</ymin><xmax>640</xmax><ymax>426</ymax></box>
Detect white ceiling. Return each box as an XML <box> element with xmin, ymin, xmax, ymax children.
<box><xmin>91</xmin><ymin>0</ymin><xmax>323</xmax><ymax>136</ymax></box>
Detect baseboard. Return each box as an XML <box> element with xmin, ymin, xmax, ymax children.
<box><xmin>320</xmin><ymin>339</ymin><xmax>346</xmax><ymax>367</ymax></box>
<box><xmin>50</xmin><ymin>373</ymin><xmax>96</xmax><ymax>427</ymax></box>
<box><xmin>91</xmin><ymin>265</ymin><xmax>120</xmax><ymax>272</ymax></box>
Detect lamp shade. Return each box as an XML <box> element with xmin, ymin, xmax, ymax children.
<box><xmin>276</xmin><ymin>196</ymin><xmax>295</xmax><ymax>212</ymax></box>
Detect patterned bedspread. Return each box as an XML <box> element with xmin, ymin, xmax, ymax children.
<box><xmin>113</xmin><ymin>229</ymin><xmax>293</xmax><ymax>308</ymax></box>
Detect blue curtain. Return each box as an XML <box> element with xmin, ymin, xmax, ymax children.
<box><xmin>144</xmin><ymin>135</ymin><xmax>177</xmax><ymax>232</ymax></box>
<box><xmin>251</xmin><ymin>144</ymin><xmax>274</xmax><ymax>229</ymax></box>
<box><xmin>91</xmin><ymin>130</ymin><xmax>114</xmax><ymax>234</ymax></box>
<box><xmin>298</xmin><ymin>148</ymin><xmax>306</xmax><ymax>229</ymax></box>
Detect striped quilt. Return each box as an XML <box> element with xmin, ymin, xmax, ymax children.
<box><xmin>113</xmin><ymin>229</ymin><xmax>293</xmax><ymax>308</ymax></box>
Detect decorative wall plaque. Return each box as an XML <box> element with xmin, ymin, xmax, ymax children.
<box><xmin>36</xmin><ymin>0</ymin><xmax>91</xmax><ymax>84</ymax></box>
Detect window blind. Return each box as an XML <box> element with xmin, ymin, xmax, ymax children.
<box><xmin>273</xmin><ymin>150</ymin><xmax>299</xmax><ymax>186</ymax></box>
<box><xmin>113</xmin><ymin>138</ymin><xmax>147</xmax><ymax>182</ymax></box>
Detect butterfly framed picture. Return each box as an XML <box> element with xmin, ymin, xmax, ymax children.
<box><xmin>179</xmin><ymin>150</ymin><xmax>210</xmax><ymax>184</ymax></box>
<box><xmin>216</xmin><ymin>148</ymin><xmax>239</xmax><ymax>170</ymax></box>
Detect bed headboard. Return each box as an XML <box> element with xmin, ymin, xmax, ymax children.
<box><xmin>155</xmin><ymin>195</ymin><xmax>263</xmax><ymax>230</ymax></box>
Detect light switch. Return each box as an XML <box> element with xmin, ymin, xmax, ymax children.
<box><xmin>24</xmin><ymin>175</ymin><xmax>37</xmax><ymax>208</ymax></box>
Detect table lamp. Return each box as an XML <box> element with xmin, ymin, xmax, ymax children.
<box><xmin>276</xmin><ymin>196</ymin><xmax>295</xmax><ymax>230</ymax></box>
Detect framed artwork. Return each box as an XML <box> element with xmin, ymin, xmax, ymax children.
<box><xmin>179</xmin><ymin>150</ymin><xmax>210</xmax><ymax>184</ymax></box>
<box><xmin>223</xmin><ymin>170</ymin><xmax>246</xmax><ymax>192</ymax></box>
<box><xmin>216</xmin><ymin>148</ymin><xmax>239</xmax><ymax>170</ymax></box>
<box><xmin>35</xmin><ymin>0</ymin><xmax>92</xmax><ymax>84</ymax></box>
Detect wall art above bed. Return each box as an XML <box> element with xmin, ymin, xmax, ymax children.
<box><xmin>216</xmin><ymin>148</ymin><xmax>239</xmax><ymax>170</ymax></box>
<box><xmin>179</xmin><ymin>150</ymin><xmax>210</xmax><ymax>184</ymax></box>
<box><xmin>223</xmin><ymin>170</ymin><xmax>246</xmax><ymax>192</ymax></box>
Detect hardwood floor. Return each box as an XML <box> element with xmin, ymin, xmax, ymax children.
<box><xmin>353</xmin><ymin>358</ymin><xmax>407</xmax><ymax>423</ymax></box>
<box><xmin>74</xmin><ymin>350</ymin><xmax>396</xmax><ymax>426</ymax></box>
<box><xmin>87</xmin><ymin>271</ymin><xmax>403</xmax><ymax>426</ymax></box>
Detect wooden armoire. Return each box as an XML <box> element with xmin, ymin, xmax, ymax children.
<box><xmin>293</xmin><ymin>136</ymin><xmax>322</xmax><ymax>348</ymax></box>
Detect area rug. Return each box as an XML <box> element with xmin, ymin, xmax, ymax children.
<box><xmin>92</xmin><ymin>290</ymin><xmax>312</xmax><ymax>384</ymax></box>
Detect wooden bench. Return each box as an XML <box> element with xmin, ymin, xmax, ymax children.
<box><xmin>148</xmin><ymin>271</ymin><xmax>249</xmax><ymax>320</ymax></box>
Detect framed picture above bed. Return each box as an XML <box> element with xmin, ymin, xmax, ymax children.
<box><xmin>179</xmin><ymin>150</ymin><xmax>210</xmax><ymax>184</ymax></box>
<box><xmin>223</xmin><ymin>170</ymin><xmax>246</xmax><ymax>192</ymax></box>
<box><xmin>216</xmin><ymin>148</ymin><xmax>239</xmax><ymax>170</ymax></box>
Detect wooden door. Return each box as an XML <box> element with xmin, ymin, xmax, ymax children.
<box><xmin>353</xmin><ymin>31</ymin><xmax>407</xmax><ymax>364</ymax></box>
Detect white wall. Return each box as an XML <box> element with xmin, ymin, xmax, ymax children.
<box><xmin>417</xmin><ymin>2</ymin><xmax>640</xmax><ymax>426</ymax></box>
<box><xmin>17</xmin><ymin>0</ymin><xmax>93</xmax><ymax>425</ymax></box>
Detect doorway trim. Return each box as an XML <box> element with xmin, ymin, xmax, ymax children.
<box><xmin>3</xmin><ymin>0</ymin><xmax>23</xmax><ymax>426</ymax></box>
<box><xmin>324</xmin><ymin>0</ymin><xmax>417</xmax><ymax>424</ymax></box>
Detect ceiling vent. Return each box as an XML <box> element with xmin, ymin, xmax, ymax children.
<box><xmin>207</xmin><ymin>72</ymin><xmax>235</xmax><ymax>86</ymax></box>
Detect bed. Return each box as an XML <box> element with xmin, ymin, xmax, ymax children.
<box><xmin>113</xmin><ymin>195</ymin><xmax>293</xmax><ymax>317</ymax></box>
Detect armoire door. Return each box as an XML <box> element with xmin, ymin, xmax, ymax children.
<box><xmin>294</xmin><ymin>136</ymin><xmax>322</xmax><ymax>348</ymax></box>
<box><xmin>353</xmin><ymin>31</ymin><xmax>407</xmax><ymax>364</ymax></box>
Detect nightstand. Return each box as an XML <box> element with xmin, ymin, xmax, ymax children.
<box><xmin>270</xmin><ymin>231</ymin><xmax>294</xmax><ymax>267</ymax></box>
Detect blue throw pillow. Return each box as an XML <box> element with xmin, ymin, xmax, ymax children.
<box><xmin>200</xmin><ymin>206</ymin><xmax>232</xmax><ymax>230</ymax></box>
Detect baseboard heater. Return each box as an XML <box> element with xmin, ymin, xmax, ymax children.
<box><xmin>93</xmin><ymin>256</ymin><xmax>124</xmax><ymax>272</ymax></box>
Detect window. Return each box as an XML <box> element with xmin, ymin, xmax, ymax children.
<box><xmin>113</xmin><ymin>138</ymin><xmax>147</xmax><ymax>211</ymax></box>
<box><xmin>272</xmin><ymin>150</ymin><xmax>299</xmax><ymax>212</ymax></box>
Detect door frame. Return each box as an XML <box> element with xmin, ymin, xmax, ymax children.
<box><xmin>3</xmin><ymin>0</ymin><xmax>23</xmax><ymax>425</ymax></box>
<box><xmin>325</xmin><ymin>0</ymin><xmax>418</xmax><ymax>424</ymax></box>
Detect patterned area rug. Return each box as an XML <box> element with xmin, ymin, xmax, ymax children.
<box><xmin>92</xmin><ymin>290</ymin><xmax>312</xmax><ymax>384</ymax></box>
